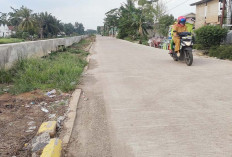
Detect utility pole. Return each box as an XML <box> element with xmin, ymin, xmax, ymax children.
<box><xmin>221</xmin><ymin>0</ymin><xmax>226</xmax><ymax>27</ymax></box>
<box><xmin>227</xmin><ymin>0</ymin><xmax>232</xmax><ymax>25</ymax></box>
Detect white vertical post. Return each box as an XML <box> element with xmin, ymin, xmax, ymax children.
<box><xmin>227</xmin><ymin>0</ymin><xmax>232</xmax><ymax>25</ymax></box>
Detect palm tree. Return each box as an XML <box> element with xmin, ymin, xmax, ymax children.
<box><xmin>0</xmin><ymin>12</ymin><xmax>8</xmax><ymax>25</ymax></box>
<box><xmin>36</xmin><ymin>12</ymin><xmax>61</xmax><ymax>38</ymax></box>
<box><xmin>115</xmin><ymin>0</ymin><xmax>153</xmax><ymax>40</ymax></box>
<box><xmin>17</xmin><ymin>6</ymin><xmax>36</xmax><ymax>33</ymax></box>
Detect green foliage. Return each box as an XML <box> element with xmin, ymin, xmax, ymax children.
<box><xmin>97</xmin><ymin>26</ymin><xmax>102</xmax><ymax>34</ymax></box>
<box><xmin>104</xmin><ymin>0</ymin><xmax>155</xmax><ymax>41</ymax></box>
<box><xmin>0</xmin><ymin>13</ymin><xmax>8</xmax><ymax>25</ymax></box>
<box><xmin>0</xmin><ymin>69</ymin><xmax>12</xmax><ymax>84</ymax></box>
<box><xmin>156</xmin><ymin>14</ymin><xmax>175</xmax><ymax>37</ymax></box>
<box><xmin>193</xmin><ymin>44</ymin><xmax>205</xmax><ymax>50</ymax></box>
<box><xmin>64</xmin><ymin>23</ymin><xmax>75</xmax><ymax>36</ymax></box>
<box><xmin>85</xmin><ymin>29</ymin><xmax>97</xmax><ymax>35</ymax></box>
<box><xmin>124</xmin><ymin>37</ymin><xmax>134</xmax><ymax>42</ymax></box>
<box><xmin>195</xmin><ymin>25</ymin><xmax>228</xmax><ymax>49</ymax></box>
<box><xmin>0</xmin><ymin>38</ymin><xmax>93</xmax><ymax>94</ymax></box>
<box><xmin>209</xmin><ymin>45</ymin><xmax>232</xmax><ymax>60</ymax></box>
<box><xmin>11</xmin><ymin>6</ymin><xmax>38</xmax><ymax>34</ymax></box>
<box><xmin>3</xmin><ymin>6</ymin><xmax>86</xmax><ymax>39</ymax></box>
<box><xmin>0</xmin><ymin>38</ymin><xmax>23</xmax><ymax>44</ymax></box>
<box><xmin>10</xmin><ymin>53</ymin><xmax>87</xmax><ymax>94</ymax></box>
<box><xmin>22</xmin><ymin>32</ymin><xmax>29</xmax><ymax>39</ymax></box>
<box><xmin>35</xmin><ymin>12</ymin><xmax>63</xmax><ymax>38</ymax></box>
<box><xmin>105</xmin><ymin>8</ymin><xmax>119</xmax><ymax>36</ymax></box>
<box><xmin>74</xmin><ymin>22</ymin><xmax>85</xmax><ymax>35</ymax></box>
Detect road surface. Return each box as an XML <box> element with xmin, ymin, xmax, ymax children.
<box><xmin>67</xmin><ymin>36</ymin><xmax>232</xmax><ymax>157</ymax></box>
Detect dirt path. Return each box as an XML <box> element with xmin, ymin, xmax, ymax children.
<box><xmin>66</xmin><ymin>36</ymin><xmax>232</xmax><ymax>157</ymax></box>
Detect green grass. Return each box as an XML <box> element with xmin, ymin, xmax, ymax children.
<box><xmin>0</xmin><ymin>38</ymin><xmax>24</xmax><ymax>44</ymax></box>
<box><xmin>0</xmin><ymin>38</ymin><xmax>91</xmax><ymax>95</ymax></box>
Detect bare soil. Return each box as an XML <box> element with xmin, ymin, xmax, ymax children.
<box><xmin>0</xmin><ymin>89</ymin><xmax>70</xmax><ymax>157</ymax></box>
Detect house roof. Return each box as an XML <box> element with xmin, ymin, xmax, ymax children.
<box><xmin>184</xmin><ymin>13</ymin><xmax>196</xmax><ymax>18</ymax></box>
<box><xmin>8</xmin><ymin>26</ymin><xmax>14</xmax><ymax>31</ymax></box>
<box><xmin>190</xmin><ymin>0</ymin><xmax>213</xmax><ymax>6</ymax></box>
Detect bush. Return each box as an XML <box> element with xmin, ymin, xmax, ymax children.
<box><xmin>193</xmin><ymin>44</ymin><xmax>205</xmax><ymax>50</ymax></box>
<box><xmin>209</xmin><ymin>45</ymin><xmax>232</xmax><ymax>60</ymax></box>
<box><xmin>22</xmin><ymin>32</ymin><xmax>30</xmax><ymax>39</ymax></box>
<box><xmin>124</xmin><ymin>37</ymin><xmax>133</xmax><ymax>42</ymax></box>
<box><xmin>195</xmin><ymin>25</ymin><xmax>228</xmax><ymax>49</ymax></box>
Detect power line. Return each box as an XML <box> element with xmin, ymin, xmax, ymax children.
<box><xmin>167</xmin><ymin>0</ymin><xmax>192</xmax><ymax>12</ymax></box>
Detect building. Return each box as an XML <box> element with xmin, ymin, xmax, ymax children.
<box><xmin>184</xmin><ymin>13</ymin><xmax>196</xmax><ymax>24</ymax></box>
<box><xmin>190</xmin><ymin>0</ymin><xmax>223</xmax><ymax>29</ymax></box>
<box><xmin>0</xmin><ymin>24</ymin><xmax>14</xmax><ymax>37</ymax></box>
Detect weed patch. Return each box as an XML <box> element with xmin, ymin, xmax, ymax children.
<box><xmin>0</xmin><ymin>37</ymin><xmax>93</xmax><ymax>95</ymax></box>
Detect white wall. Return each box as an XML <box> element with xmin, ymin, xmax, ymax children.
<box><xmin>0</xmin><ymin>24</ymin><xmax>12</xmax><ymax>37</ymax></box>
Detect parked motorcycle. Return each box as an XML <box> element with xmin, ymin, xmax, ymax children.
<box><xmin>170</xmin><ymin>32</ymin><xmax>193</xmax><ymax>66</ymax></box>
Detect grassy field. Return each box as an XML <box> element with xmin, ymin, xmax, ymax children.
<box><xmin>0</xmin><ymin>36</ymin><xmax>95</xmax><ymax>94</ymax></box>
<box><xmin>0</xmin><ymin>38</ymin><xmax>24</xmax><ymax>44</ymax></box>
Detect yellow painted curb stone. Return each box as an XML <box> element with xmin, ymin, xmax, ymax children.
<box><xmin>40</xmin><ymin>138</ymin><xmax>62</xmax><ymax>157</ymax></box>
<box><xmin>37</xmin><ymin>121</ymin><xmax>57</xmax><ymax>137</ymax></box>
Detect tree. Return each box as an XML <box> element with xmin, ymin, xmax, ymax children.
<box><xmin>16</xmin><ymin>6</ymin><xmax>37</xmax><ymax>34</ymax></box>
<box><xmin>117</xmin><ymin>0</ymin><xmax>138</xmax><ymax>39</ymax></box>
<box><xmin>97</xmin><ymin>26</ymin><xmax>101</xmax><ymax>34</ymax></box>
<box><xmin>153</xmin><ymin>1</ymin><xmax>167</xmax><ymax>22</ymax></box>
<box><xmin>0</xmin><ymin>12</ymin><xmax>8</xmax><ymax>25</ymax></box>
<box><xmin>86</xmin><ymin>29</ymin><xmax>97</xmax><ymax>35</ymax></box>
<box><xmin>64</xmin><ymin>23</ymin><xmax>75</xmax><ymax>36</ymax></box>
<box><xmin>156</xmin><ymin>14</ymin><xmax>175</xmax><ymax>37</ymax></box>
<box><xmin>114</xmin><ymin>0</ymin><xmax>154</xmax><ymax>41</ymax></box>
<box><xmin>74</xmin><ymin>22</ymin><xmax>85</xmax><ymax>35</ymax></box>
<box><xmin>8</xmin><ymin>7</ymin><xmax>22</xmax><ymax>29</ymax></box>
<box><xmin>105</xmin><ymin>8</ymin><xmax>119</xmax><ymax>36</ymax></box>
<box><xmin>35</xmin><ymin>12</ymin><xmax>61</xmax><ymax>38</ymax></box>
<box><xmin>2</xmin><ymin>6</ymin><xmax>85</xmax><ymax>39</ymax></box>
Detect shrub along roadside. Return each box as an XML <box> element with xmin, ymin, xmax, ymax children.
<box><xmin>209</xmin><ymin>45</ymin><xmax>232</xmax><ymax>60</ymax></box>
<box><xmin>193</xmin><ymin>25</ymin><xmax>232</xmax><ymax>60</ymax></box>
<box><xmin>195</xmin><ymin>25</ymin><xmax>228</xmax><ymax>49</ymax></box>
<box><xmin>0</xmin><ymin>38</ymin><xmax>91</xmax><ymax>95</ymax></box>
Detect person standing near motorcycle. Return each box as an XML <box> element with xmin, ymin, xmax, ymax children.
<box><xmin>172</xmin><ymin>16</ymin><xmax>187</xmax><ymax>55</ymax></box>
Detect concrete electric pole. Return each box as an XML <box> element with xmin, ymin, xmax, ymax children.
<box><xmin>227</xmin><ymin>0</ymin><xmax>232</xmax><ymax>25</ymax></box>
<box><xmin>220</xmin><ymin>0</ymin><xmax>226</xmax><ymax>27</ymax></box>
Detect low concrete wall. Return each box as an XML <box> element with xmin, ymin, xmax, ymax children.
<box><xmin>225</xmin><ymin>31</ymin><xmax>232</xmax><ymax>44</ymax></box>
<box><xmin>0</xmin><ymin>35</ymin><xmax>88</xmax><ymax>68</ymax></box>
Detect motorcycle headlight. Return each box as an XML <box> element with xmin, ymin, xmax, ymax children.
<box><xmin>183</xmin><ymin>41</ymin><xmax>191</xmax><ymax>46</ymax></box>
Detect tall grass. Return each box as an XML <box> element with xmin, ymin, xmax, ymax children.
<box><xmin>0</xmin><ymin>39</ymin><xmax>90</xmax><ymax>94</ymax></box>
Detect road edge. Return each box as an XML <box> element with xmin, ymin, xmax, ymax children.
<box><xmin>61</xmin><ymin>89</ymin><xmax>82</xmax><ymax>148</ymax></box>
<box><xmin>61</xmin><ymin>41</ymin><xmax>94</xmax><ymax>151</ymax></box>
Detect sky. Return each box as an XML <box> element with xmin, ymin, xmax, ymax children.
<box><xmin>0</xmin><ymin>0</ymin><xmax>200</xmax><ymax>30</ymax></box>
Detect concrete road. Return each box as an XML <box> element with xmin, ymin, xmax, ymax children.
<box><xmin>67</xmin><ymin>36</ymin><xmax>232</xmax><ymax>157</ymax></box>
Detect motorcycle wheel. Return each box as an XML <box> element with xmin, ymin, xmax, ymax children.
<box><xmin>184</xmin><ymin>50</ymin><xmax>193</xmax><ymax>66</ymax></box>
